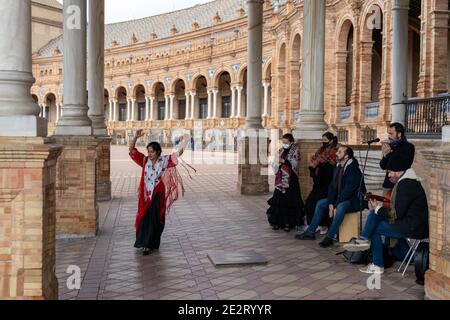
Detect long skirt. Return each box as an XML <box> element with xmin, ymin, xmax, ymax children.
<box><xmin>267</xmin><ymin>173</ymin><xmax>304</xmax><ymax>229</ymax></box>
<box><xmin>134</xmin><ymin>194</ymin><xmax>165</xmax><ymax>250</ymax></box>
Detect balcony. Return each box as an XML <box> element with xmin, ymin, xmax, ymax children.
<box><xmin>405</xmin><ymin>94</ymin><xmax>449</xmax><ymax>139</ymax></box>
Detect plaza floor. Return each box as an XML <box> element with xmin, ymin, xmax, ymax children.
<box><xmin>55</xmin><ymin>146</ymin><xmax>425</xmax><ymax>300</ymax></box>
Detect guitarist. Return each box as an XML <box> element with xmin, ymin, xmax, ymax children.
<box><xmin>343</xmin><ymin>153</ymin><xmax>429</xmax><ymax>275</ymax></box>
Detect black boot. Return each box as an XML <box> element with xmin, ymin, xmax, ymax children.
<box><xmin>319</xmin><ymin>237</ymin><xmax>334</xmax><ymax>248</ymax></box>
<box><xmin>295</xmin><ymin>230</ymin><xmax>316</xmax><ymax>240</ymax></box>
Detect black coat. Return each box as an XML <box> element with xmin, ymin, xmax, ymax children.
<box><xmin>377</xmin><ymin>179</ymin><xmax>429</xmax><ymax>239</ymax></box>
<box><xmin>380</xmin><ymin>140</ymin><xmax>415</xmax><ymax>188</ymax></box>
<box><xmin>327</xmin><ymin>159</ymin><xmax>368</xmax><ymax>211</ymax></box>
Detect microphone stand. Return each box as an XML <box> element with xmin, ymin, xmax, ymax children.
<box><xmin>358</xmin><ymin>142</ymin><xmax>372</xmax><ymax>234</ymax></box>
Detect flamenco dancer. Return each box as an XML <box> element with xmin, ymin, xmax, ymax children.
<box><xmin>129</xmin><ymin>129</ymin><xmax>190</xmax><ymax>255</ymax></box>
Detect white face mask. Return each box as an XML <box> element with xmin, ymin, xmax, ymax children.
<box><xmin>282</xmin><ymin>144</ymin><xmax>291</xmax><ymax>149</ymax></box>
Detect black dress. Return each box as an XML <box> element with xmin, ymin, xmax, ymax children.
<box><xmin>267</xmin><ymin>170</ymin><xmax>304</xmax><ymax>230</ymax></box>
<box><xmin>134</xmin><ymin>194</ymin><xmax>165</xmax><ymax>250</ymax></box>
<box><xmin>304</xmin><ymin>162</ymin><xmax>334</xmax><ymax>226</ymax></box>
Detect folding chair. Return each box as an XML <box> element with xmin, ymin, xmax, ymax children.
<box><xmin>397</xmin><ymin>238</ymin><xmax>428</xmax><ymax>276</ymax></box>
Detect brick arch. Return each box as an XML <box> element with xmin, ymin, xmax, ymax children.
<box><xmin>170</xmin><ymin>77</ymin><xmax>188</xmax><ymax>93</ymax></box>
<box><xmin>132</xmin><ymin>83</ymin><xmax>146</xmax><ymax>98</ymax></box>
<box><xmin>236</xmin><ymin>64</ymin><xmax>247</xmax><ymax>84</ymax></box>
<box><xmin>191</xmin><ymin>73</ymin><xmax>208</xmax><ymax>91</ymax></box>
<box><xmin>263</xmin><ymin>58</ymin><xmax>273</xmax><ymax>81</ymax></box>
<box><xmin>336</xmin><ymin>16</ymin><xmax>356</xmax><ymax>51</ymax></box>
<box><xmin>213</xmin><ymin>67</ymin><xmax>233</xmax><ymax>88</ymax></box>
<box><xmin>360</xmin><ymin>0</ymin><xmax>385</xmax><ymax>40</ymax></box>
<box><xmin>150</xmin><ymin>81</ymin><xmax>166</xmax><ymax>96</ymax></box>
<box><xmin>115</xmin><ymin>86</ymin><xmax>128</xmax><ymax>100</ymax></box>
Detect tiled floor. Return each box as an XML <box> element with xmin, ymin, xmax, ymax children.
<box><xmin>55</xmin><ymin>146</ymin><xmax>425</xmax><ymax>300</ymax></box>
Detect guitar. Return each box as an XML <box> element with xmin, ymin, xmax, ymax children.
<box><xmin>364</xmin><ymin>190</ymin><xmax>392</xmax><ymax>209</ymax></box>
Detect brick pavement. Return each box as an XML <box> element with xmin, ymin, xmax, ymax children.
<box><xmin>55</xmin><ymin>146</ymin><xmax>425</xmax><ymax>300</ymax></box>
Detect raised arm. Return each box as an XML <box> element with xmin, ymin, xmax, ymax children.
<box><xmin>129</xmin><ymin>129</ymin><xmax>146</xmax><ymax>167</ymax></box>
<box><xmin>173</xmin><ymin>133</ymin><xmax>190</xmax><ymax>158</ymax></box>
<box><xmin>129</xmin><ymin>129</ymin><xmax>145</xmax><ymax>153</ymax></box>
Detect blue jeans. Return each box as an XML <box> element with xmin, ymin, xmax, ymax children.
<box><xmin>307</xmin><ymin>198</ymin><xmax>353</xmax><ymax>239</ymax></box>
<box><xmin>361</xmin><ymin>210</ymin><xmax>387</xmax><ymax>240</ymax></box>
<box><xmin>368</xmin><ymin>220</ymin><xmax>403</xmax><ymax>267</ymax></box>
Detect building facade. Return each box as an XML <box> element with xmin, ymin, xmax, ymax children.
<box><xmin>31</xmin><ymin>0</ymin><xmax>448</xmax><ymax>146</ymax></box>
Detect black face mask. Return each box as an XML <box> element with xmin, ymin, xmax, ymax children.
<box><xmin>322</xmin><ymin>142</ymin><xmax>329</xmax><ymax>147</ymax></box>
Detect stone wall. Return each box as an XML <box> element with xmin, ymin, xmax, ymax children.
<box><xmin>0</xmin><ymin>137</ymin><xmax>62</xmax><ymax>299</ymax></box>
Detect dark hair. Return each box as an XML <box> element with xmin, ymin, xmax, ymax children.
<box><xmin>322</xmin><ymin>132</ymin><xmax>338</xmax><ymax>145</ymax></box>
<box><xmin>146</xmin><ymin>142</ymin><xmax>162</xmax><ymax>157</ymax></box>
<box><xmin>339</xmin><ymin>145</ymin><xmax>354</xmax><ymax>159</ymax></box>
<box><xmin>282</xmin><ymin>133</ymin><xmax>295</xmax><ymax>143</ymax></box>
<box><xmin>390</xmin><ymin>122</ymin><xmax>405</xmax><ymax>137</ymax></box>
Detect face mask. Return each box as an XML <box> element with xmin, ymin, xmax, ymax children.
<box><xmin>282</xmin><ymin>144</ymin><xmax>291</xmax><ymax>149</ymax></box>
<box><xmin>389</xmin><ymin>176</ymin><xmax>400</xmax><ymax>184</ymax></box>
<box><xmin>322</xmin><ymin>142</ymin><xmax>329</xmax><ymax>147</ymax></box>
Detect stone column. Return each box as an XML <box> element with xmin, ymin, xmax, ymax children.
<box><xmin>236</xmin><ymin>86</ymin><xmax>243</xmax><ymax>118</ymax></box>
<box><xmin>207</xmin><ymin>90</ymin><xmax>212</xmax><ymax>119</ymax></box>
<box><xmin>56</xmin><ymin>103</ymin><xmax>61</xmax><ymax>123</ymax></box>
<box><xmin>263</xmin><ymin>81</ymin><xmax>270</xmax><ymax>117</ymax></box>
<box><xmin>231</xmin><ymin>86</ymin><xmax>236</xmax><ymax>118</ymax></box>
<box><xmin>0</xmin><ymin>0</ymin><xmax>63</xmax><ymax>300</ymax></box>
<box><xmin>130</xmin><ymin>98</ymin><xmax>136</xmax><ymax>121</ymax></box>
<box><xmin>164</xmin><ymin>95</ymin><xmax>169</xmax><ymax>120</ymax></box>
<box><xmin>293</xmin><ymin>0</ymin><xmax>328</xmax><ymax>198</ymax></box>
<box><xmin>237</xmin><ymin>0</ymin><xmax>269</xmax><ymax>196</ymax></box>
<box><xmin>55</xmin><ymin>0</ymin><xmax>92</xmax><ymax>136</ymax></box>
<box><xmin>113</xmin><ymin>99</ymin><xmax>117</xmax><ymax>121</ymax></box>
<box><xmin>108</xmin><ymin>99</ymin><xmax>113</xmax><ymax>122</ymax></box>
<box><xmin>149</xmin><ymin>96</ymin><xmax>155</xmax><ymax>121</ymax></box>
<box><xmin>190</xmin><ymin>92</ymin><xmax>196</xmax><ymax>119</ymax></box>
<box><xmin>0</xmin><ymin>0</ymin><xmax>47</xmax><ymax>136</ymax></box>
<box><xmin>53</xmin><ymin>0</ymin><xmax>99</xmax><ymax>237</ymax></box>
<box><xmin>391</xmin><ymin>0</ymin><xmax>410</xmax><ymax>125</ymax></box>
<box><xmin>185</xmin><ymin>92</ymin><xmax>191</xmax><ymax>120</ymax></box>
<box><xmin>294</xmin><ymin>0</ymin><xmax>328</xmax><ymax>139</ymax></box>
<box><xmin>169</xmin><ymin>95</ymin><xmax>175</xmax><ymax>120</ymax></box>
<box><xmin>145</xmin><ymin>96</ymin><xmax>149</xmax><ymax>121</ymax></box>
<box><xmin>87</xmin><ymin>0</ymin><xmax>106</xmax><ymax>136</ymax></box>
<box><xmin>126</xmin><ymin>98</ymin><xmax>131</xmax><ymax>121</ymax></box>
<box><xmin>212</xmin><ymin>89</ymin><xmax>219</xmax><ymax>119</ymax></box>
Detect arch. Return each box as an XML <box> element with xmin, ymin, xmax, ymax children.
<box><xmin>104</xmin><ymin>89</ymin><xmax>110</xmax><ymax>120</ymax></box>
<box><xmin>213</xmin><ymin>67</ymin><xmax>233</xmax><ymax>88</ymax></box>
<box><xmin>31</xmin><ymin>94</ymin><xmax>39</xmax><ymax>103</ymax></box>
<box><xmin>277</xmin><ymin>42</ymin><xmax>287</xmax><ymax>124</ymax></box>
<box><xmin>193</xmin><ymin>75</ymin><xmax>208</xmax><ymax>119</ymax></box>
<box><xmin>217</xmin><ymin>71</ymin><xmax>232</xmax><ymax>118</ymax></box>
<box><xmin>153</xmin><ymin>82</ymin><xmax>166</xmax><ymax>121</ymax></box>
<box><xmin>290</xmin><ymin>34</ymin><xmax>302</xmax><ymax>123</ymax></box>
<box><xmin>237</xmin><ymin>64</ymin><xmax>247</xmax><ymax>85</ymax></box>
<box><xmin>133</xmin><ymin>84</ymin><xmax>146</xmax><ymax>98</ymax></box>
<box><xmin>115</xmin><ymin>86</ymin><xmax>128</xmax><ymax>100</ymax></box>
<box><xmin>336</xmin><ymin>19</ymin><xmax>355</xmax><ymax>108</ymax></box>
<box><xmin>191</xmin><ymin>73</ymin><xmax>208</xmax><ymax>91</ymax></box>
<box><xmin>263</xmin><ymin>58</ymin><xmax>273</xmax><ymax>81</ymax></box>
<box><xmin>134</xmin><ymin>84</ymin><xmax>146</xmax><ymax>121</ymax></box>
<box><xmin>170</xmin><ymin>77</ymin><xmax>188</xmax><ymax>93</ymax></box>
<box><xmin>150</xmin><ymin>81</ymin><xmax>165</xmax><ymax>97</ymax></box>
<box><xmin>44</xmin><ymin>92</ymin><xmax>57</xmax><ymax>122</ymax></box>
<box><xmin>173</xmin><ymin>79</ymin><xmax>187</xmax><ymax>120</ymax></box>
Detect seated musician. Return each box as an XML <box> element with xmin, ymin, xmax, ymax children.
<box><xmin>343</xmin><ymin>153</ymin><xmax>429</xmax><ymax>275</ymax></box>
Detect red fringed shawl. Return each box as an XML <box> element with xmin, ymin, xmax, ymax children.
<box><xmin>129</xmin><ymin>148</ymin><xmax>185</xmax><ymax>232</ymax></box>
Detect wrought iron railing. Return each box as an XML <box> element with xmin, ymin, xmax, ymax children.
<box><xmin>405</xmin><ymin>94</ymin><xmax>449</xmax><ymax>139</ymax></box>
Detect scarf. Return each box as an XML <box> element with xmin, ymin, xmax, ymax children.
<box><xmin>311</xmin><ymin>142</ymin><xmax>338</xmax><ymax>171</ymax></box>
<box><xmin>274</xmin><ymin>144</ymin><xmax>300</xmax><ymax>193</ymax></box>
<box><xmin>144</xmin><ymin>155</ymin><xmax>170</xmax><ymax>201</ymax></box>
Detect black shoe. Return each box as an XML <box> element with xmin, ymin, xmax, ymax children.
<box><xmin>319</xmin><ymin>237</ymin><xmax>334</xmax><ymax>248</ymax></box>
<box><xmin>295</xmin><ymin>231</ymin><xmax>316</xmax><ymax>240</ymax></box>
<box><xmin>143</xmin><ymin>248</ymin><xmax>152</xmax><ymax>256</ymax></box>
<box><xmin>272</xmin><ymin>225</ymin><xmax>280</xmax><ymax>230</ymax></box>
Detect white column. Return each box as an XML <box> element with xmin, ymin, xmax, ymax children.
<box><xmin>87</xmin><ymin>0</ymin><xmax>106</xmax><ymax>136</ymax></box>
<box><xmin>212</xmin><ymin>89</ymin><xmax>219</xmax><ymax>119</ymax></box>
<box><xmin>126</xmin><ymin>98</ymin><xmax>130</xmax><ymax>121</ymax></box>
<box><xmin>0</xmin><ymin>0</ymin><xmax>46</xmax><ymax>136</ymax></box>
<box><xmin>391</xmin><ymin>0</ymin><xmax>410</xmax><ymax>125</ymax></box>
<box><xmin>207</xmin><ymin>90</ymin><xmax>212</xmax><ymax>119</ymax></box>
<box><xmin>113</xmin><ymin>99</ymin><xmax>117</xmax><ymax>121</ymax></box>
<box><xmin>295</xmin><ymin>0</ymin><xmax>328</xmax><ymax>138</ymax></box>
<box><xmin>169</xmin><ymin>95</ymin><xmax>175</xmax><ymax>120</ymax></box>
<box><xmin>56</xmin><ymin>103</ymin><xmax>60</xmax><ymax>123</ymax></box>
<box><xmin>149</xmin><ymin>96</ymin><xmax>155</xmax><ymax>121</ymax></box>
<box><xmin>131</xmin><ymin>98</ymin><xmax>136</xmax><ymax>121</ymax></box>
<box><xmin>263</xmin><ymin>81</ymin><xmax>270</xmax><ymax>117</ymax></box>
<box><xmin>190</xmin><ymin>91</ymin><xmax>196</xmax><ymax>119</ymax></box>
<box><xmin>185</xmin><ymin>92</ymin><xmax>190</xmax><ymax>120</ymax></box>
<box><xmin>245</xmin><ymin>0</ymin><xmax>264</xmax><ymax>129</ymax></box>
<box><xmin>164</xmin><ymin>95</ymin><xmax>169</xmax><ymax>120</ymax></box>
<box><xmin>145</xmin><ymin>96</ymin><xmax>149</xmax><ymax>121</ymax></box>
<box><xmin>56</xmin><ymin>0</ymin><xmax>92</xmax><ymax>136</ymax></box>
<box><xmin>230</xmin><ymin>86</ymin><xmax>236</xmax><ymax>118</ymax></box>
<box><xmin>236</xmin><ymin>86</ymin><xmax>243</xmax><ymax>118</ymax></box>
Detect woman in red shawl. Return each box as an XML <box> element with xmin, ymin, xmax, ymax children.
<box><xmin>129</xmin><ymin>130</ymin><xmax>188</xmax><ymax>256</ymax></box>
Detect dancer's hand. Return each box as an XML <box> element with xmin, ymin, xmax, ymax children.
<box><xmin>135</xmin><ymin>129</ymin><xmax>145</xmax><ymax>138</ymax></box>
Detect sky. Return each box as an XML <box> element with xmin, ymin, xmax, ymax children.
<box><xmin>57</xmin><ymin>0</ymin><xmax>215</xmax><ymax>24</ymax></box>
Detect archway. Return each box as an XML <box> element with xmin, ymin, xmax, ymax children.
<box><xmin>194</xmin><ymin>76</ymin><xmax>208</xmax><ymax>119</ymax></box>
<box><xmin>277</xmin><ymin>43</ymin><xmax>287</xmax><ymax>123</ymax></box>
<box><xmin>290</xmin><ymin>34</ymin><xmax>301</xmax><ymax>122</ymax></box>
<box><xmin>217</xmin><ymin>71</ymin><xmax>232</xmax><ymax>118</ymax></box>
<box><xmin>116</xmin><ymin>87</ymin><xmax>127</xmax><ymax>122</ymax></box>
<box><xmin>153</xmin><ymin>82</ymin><xmax>166</xmax><ymax>121</ymax></box>
<box><xmin>44</xmin><ymin>93</ymin><xmax>57</xmax><ymax>122</ymax></box>
<box><xmin>134</xmin><ymin>85</ymin><xmax>146</xmax><ymax>121</ymax></box>
<box><xmin>173</xmin><ymin>79</ymin><xmax>186</xmax><ymax>120</ymax></box>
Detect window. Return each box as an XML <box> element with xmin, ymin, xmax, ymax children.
<box><xmin>157</xmin><ymin>101</ymin><xmax>165</xmax><ymax>120</ymax></box>
<box><xmin>138</xmin><ymin>102</ymin><xmax>146</xmax><ymax>121</ymax></box>
<box><xmin>178</xmin><ymin>100</ymin><xmax>186</xmax><ymax>120</ymax></box>
<box><xmin>199</xmin><ymin>98</ymin><xmax>208</xmax><ymax>119</ymax></box>
<box><xmin>119</xmin><ymin>104</ymin><xmax>127</xmax><ymax>121</ymax></box>
<box><xmin>221</xmin><ymin>96</ymin><xmax>231</xmax><ymax>118</ymax></box>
